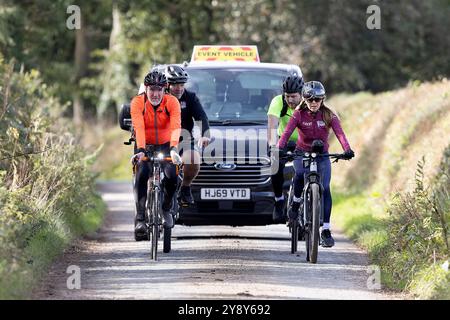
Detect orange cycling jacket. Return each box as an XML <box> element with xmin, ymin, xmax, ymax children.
<box><xmin>130</xmin><ymin>93</ymin><xmax>181</xmax><ymax>150</ymax></box>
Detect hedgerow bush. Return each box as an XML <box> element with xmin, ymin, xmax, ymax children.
<box><xmin>374</xmin><ymin>148</ymin><xmax>450</xmax><ymax>298</ymax></box>
<box><xmin>0</xmin><ymin>55</ymin><xmax>104</xmax><ymax>298</ymax></box>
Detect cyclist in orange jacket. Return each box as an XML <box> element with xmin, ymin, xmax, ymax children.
<box><xmin>130</xmin><ymin>70</ymin><xmax>182</xmax><ymax>241</ymax></box>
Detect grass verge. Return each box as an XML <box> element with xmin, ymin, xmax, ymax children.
<box><xmin>332</xmin><ymin>168</ymin><xmax>449</xmax><ymax>299</ymax></box>
<box><xmin>0</xmin><ymin>194</ymin><xmax>106</xmax><ymax>299</ymax></box>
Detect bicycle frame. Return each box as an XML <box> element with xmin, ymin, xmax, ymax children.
<box><xmin>147</xmin><ymin>156</ymin><xmax>163</xmax><ymax>225</ymax></box>
<box><xmin>285</xmin><ymin>152</ymin><xmax>326</xmax><ymax>224</ymax></box>
<box><xmin>283</xmin><ymin>150</ymin><xmax>346</xmax><ymax>263</ymax></box>
<box><xmin>143</xmin><ymin>149</ymin><xmax>175</xmax><ymax>260</ymax></box>
<box><xmin>302</xmin><ymin>171</ymin><xmax>324</xmax><ymax>228</ymax></box>
<box><xmin>172</xmin><ymin>166</ymin><xmax>184</xmax><ymax>221</ymax></box>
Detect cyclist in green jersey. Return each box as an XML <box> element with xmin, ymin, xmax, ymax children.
<box><xmin>267</xmin><ymin>74</ymin><xmax>304</xmax><ymax>223</ymax></box>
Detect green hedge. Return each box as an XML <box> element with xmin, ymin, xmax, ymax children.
<box><xmin>0</xmin><ymin>55</ymin><xmax>106</xmax><ymax>299</ymax></box>
<box><xmin>333</xmin><ymin>147</ymin><xmax>450</xmax><ymax>299</ymax></box>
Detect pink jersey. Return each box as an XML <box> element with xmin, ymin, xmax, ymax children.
<box><xmin>277</xmin><ymin>108</ymin><xmax>351</xmax><ymax>152</ymax></box>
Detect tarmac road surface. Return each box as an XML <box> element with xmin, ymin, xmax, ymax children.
<box><xmin>33</xmin><ymin>182</ymin><xmax>406</xmax><ymax>300</ymax></box>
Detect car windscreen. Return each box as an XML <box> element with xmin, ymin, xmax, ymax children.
<box><xmin>184</xmin><ymin>68</ymin><xmax>286</xmax><ymax>122</ymax></box>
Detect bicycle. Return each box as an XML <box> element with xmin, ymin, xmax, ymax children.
<box><xmin>124</xmin><ymin>116</ymin><xmax>185</xmax><ymax>259</ymax></box>
<box><xmin>281</xmin><ymin>140</ymin><xmax>351</xmax><ymax>263</ymax></box>
<box><xmin>132</xmin><ymin>146</ymin><xmax>181</xmax><ymax>260</ymax></box>
<box><xmin>129</xmin><ymin>146</ymin><xmax>182</xmax><ymax>261</ymax></box>
<box><xmin>285</xmin><ymin>174</ymin><xmax>305</xmax><ymax>253</ymax></box>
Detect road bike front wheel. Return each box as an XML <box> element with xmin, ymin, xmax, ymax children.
<box><xmin>309</xmin><ymin>183</ymin><xmax>321</xmax><ymax>264</ymax></box>
<box><xmin>291</xmin><ymin>219</ymin><xmax>298</xmax><ymax>254</ymax></box>
<box><xmin>150</xmin><ymin>188</ymin><xmax>160</xmax><ymax>261</ymax></box>
<box><xmin>304</xmin><ymin>188</ymin><xmax>311</xmax><ymax>262</ymax></box>
<box><xmin>287</xmin><ymin>182</ymin><xmax>294</xmax><ymax>212</ymax></box>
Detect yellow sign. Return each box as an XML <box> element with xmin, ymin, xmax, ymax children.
<box><xmin>190</xmin><ymin>45</ymin><xmax>260</xmax><ymax>63</ymax></box>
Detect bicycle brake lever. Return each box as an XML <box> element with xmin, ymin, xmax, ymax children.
<box><xmin>124</xmin><ymin>137</ymin><xmax>135</xmax><ymax>145</ymax></box>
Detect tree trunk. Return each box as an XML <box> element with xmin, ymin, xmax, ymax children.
<box><xmin>98</xmin><ymin>2</ymin><xmax>131</xmax><ymax>121</ymax></box>
<box><xmin>110</xmin><ymin>3</ymin><xmax>121</xmax><ymax>50</ymax></box>
<box><xmin>73</xmin><ymin>92</ymin><xmax>83</xmax><ymax>126</ymax></box>
<box><xmin>73</xmin><ymin>13</ymin><xmax>89</xmax><ymax>126</ymax></box>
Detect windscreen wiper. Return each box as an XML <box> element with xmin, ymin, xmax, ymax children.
<box><xmin>209</xmin><ymin>119</ymin><xmax>266</xmax><ymax>125</ymax></box>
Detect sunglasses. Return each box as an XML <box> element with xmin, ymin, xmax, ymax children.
<box><xmin>305</xmin><ymin>97</ymin><xmax>323</xmax><ymax>103</ymax></box>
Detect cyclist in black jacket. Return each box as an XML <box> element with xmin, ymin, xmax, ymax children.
<box><xmin>165</xmin><ymin>65</ymin><xmax>211</xmax><ymax>205</ymax></box>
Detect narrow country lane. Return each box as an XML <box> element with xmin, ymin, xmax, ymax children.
<box><xmin>33</xmin><ymin>182</ymin><xmax>406</xmax><ymax>300</ymax></box>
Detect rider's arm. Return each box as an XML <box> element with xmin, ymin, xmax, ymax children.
<box><xmin>330</xmin><ymin>114</ymin><xmax>351</xmax><ymax>152</ymax></box>
<box><xmin>266</xmin><ymin>95</ymin><xmax>283</xmax><ymax>146</ymax></box>
<box><xmin>167</xmin><ymin>95</ymin><xmax>182</xmax><ymax>150</ymax></box>
<box><xmin>130</xmin><ymin>95</ymin><xmax>146</xmax><ymax>151</ymax></box>
<box><xmin>267</xmin><ymin>115</ymin><xmax>279</xmax><ymax>146</ymax></box>
<box><xmin>277</xmin><ymin>110</ymin><xmax>300</xmax><ymax>149</ymax></box>
<box><xmin>190</xmin><ymin>93</ymin><xmax>211</xmax><ymax>138</ymax></box>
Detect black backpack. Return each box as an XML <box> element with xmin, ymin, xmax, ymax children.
<box><xmin>118</xmin><ymin>103</ymin><xmax>132</xmax><ymax>131</ymax></box>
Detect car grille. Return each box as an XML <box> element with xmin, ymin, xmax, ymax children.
<box><xmin>192</xmin><ymin>156</ymin><xmax>272</xmax><ymax>186</ymax></box>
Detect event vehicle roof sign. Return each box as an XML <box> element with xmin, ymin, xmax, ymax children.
<box><xmin>190</xmin><ymin>45</ymin><xmax>260</xmax><ymax>63</ymax></box>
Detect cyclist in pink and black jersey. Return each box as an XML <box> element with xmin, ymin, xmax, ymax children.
<box><xmin>277</xmin><ymin>81</ymin><xmax>355</xmax><ymax>247</ymax></box>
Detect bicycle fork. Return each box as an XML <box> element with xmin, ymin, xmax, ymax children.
<box><xmin>302</xmin><ymin>158</ymin><xmax>325</xmax><ymax>228</ymax></box>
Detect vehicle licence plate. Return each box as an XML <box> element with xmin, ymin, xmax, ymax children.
<box><xmin>200</xmin><ymin>188</ymin><xmax>250</xmax><ymax>200</ymax></box>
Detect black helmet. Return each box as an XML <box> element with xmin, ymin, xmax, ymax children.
<box><xmin>165</xmin><ymin>65</ymin><xmax>189</xmax><ymax>84</ymax></box>
<box><xmin>144</xmin><ymin>70</ymin><xmax>167</xmax><ymax>87</ymax></box>
<box><xmin>302</xmin><ymin>81</ymin><xmax>326</xmax><ymax>99</ymax></box>
<box><xmin>283</xmin><ymin>75</ymin><xmax>304</xmax><ymax>94</ymax></box>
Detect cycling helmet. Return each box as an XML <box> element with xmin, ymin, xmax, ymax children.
<box><xmin>144</xmin><ymin>70</ymin><xmax>167</xmax><ymax>87</ymax></box>
<box><xmin>302</xmin><ymin>81</ymin><xmax>326</xmax><ymax>99</ymax></box>
<box><xmin>165</xmin><ymin>65</ymin><xmax>189</xmax><ymax>84</ymax></box>
<box><xmin>282</xmin><ymin>75</ymin><xmax>304</xmax><ymax>94</ymax></box>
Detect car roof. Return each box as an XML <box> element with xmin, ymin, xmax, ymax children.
<box><xmin>187</xmin><ymin>61</ymin><xmax>300</xmax><ymax>71</ymax></box>
<box><xmin>140</xmin><ymin>62</ymin><xmax>302</xmax><ymax>94</ymax></box>
<box><xmin>153</xmin><ymin>62</ymin><xmax>302</xmax><ymax>76</ymax></box>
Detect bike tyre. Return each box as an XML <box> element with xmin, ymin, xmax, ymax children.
<box><xmin>291</xmin><ymin>219</ymin><xmax>298</xmax><ymax>254</ymax></box>
<box><xmin>309</xmin><ymin>184</ymin><xmax>320</xmax><ymax>264</ymax></box>
<box><xmin>151</xmin><ymin>188</ymin><xmax>160</xmax><ymax>261</ymax></box>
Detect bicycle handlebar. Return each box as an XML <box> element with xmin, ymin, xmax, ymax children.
<box><xmin>142</xmin><ymin>151</ymin><xmax>173</xmax><ymax>163</ymax></box>
<box><xmin>279</xmin><ymin>151</ymin><xmax>349</xmax><ymax>162</ymax></box>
